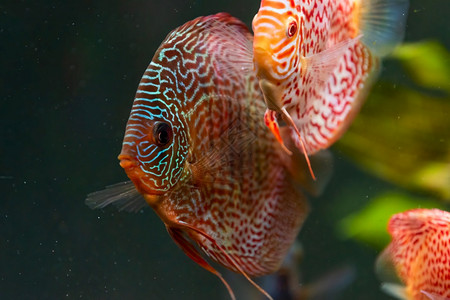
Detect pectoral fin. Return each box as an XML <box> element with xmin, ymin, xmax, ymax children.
<box><xmin>305</xmin><ymin>36</ymin><xmax>362</xmax><ymax>88</ymax></box>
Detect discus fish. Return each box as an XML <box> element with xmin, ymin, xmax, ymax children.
<box><xmin>376</xmin><ymin>209</ymin><xmax>450</xmax><ymax>300</ymax></box>
<box><xmin>86</xmin><ymin>13</ymin><xmax>330</xmax><ymax>300</ymax></box>
<box><xmin>252</xmin><ymin>0</ymin><xmax>409</xmax><ymax>177</ymax></box>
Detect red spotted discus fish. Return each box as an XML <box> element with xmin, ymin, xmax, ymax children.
<box><xmin>252</xmin><ymin>0</ymin><xmax>409</xmax><ymax>178</ymax></box>
<box><xmin>376</xmin><ymin>209</ymin><xmax>450</xmax><ymax>300</ymax></box>
<box><xmin>86</xmin><ymin>13</ymin><xmax>330</xmax><ymax>300</ymax></box>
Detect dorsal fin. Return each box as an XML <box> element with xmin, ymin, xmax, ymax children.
<box><xmin>358</xmin><ymin>0</ymin><xmax>409</xmax><ymax>57</ymax></box>
<box><xmin>203</xmin><ymin>13</ymin><xmax>254</xmax><ymax>78</ymax></box>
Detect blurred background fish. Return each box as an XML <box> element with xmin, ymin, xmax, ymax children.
<box><xmin>252</xmin><ymin>0</ymin><xmax>409</xmax><ymax>177</ymax></box>
<box><xmin>375</xmin><ymin>209</ymin><xmax>450</xmax><ymax>300</ymax></box>
<box><xmin>86</xmin><ymin>13</ymin><xmax>331</xmax><ymax>299</ymax></box>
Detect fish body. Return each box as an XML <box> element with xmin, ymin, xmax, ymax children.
<box><xmin>376</xmin><ymin>209</ymin><xmax>450</xmax><ymax>300</ymax></box>
<box><xmin>87</xmin><ymin>13</ymin><xmax>322</xmax><ymax>299</ymax></box>
<box><xmin>252</xmin><ymin>0</ymin><xmax>409</xmax><ymax>155</ymax></box>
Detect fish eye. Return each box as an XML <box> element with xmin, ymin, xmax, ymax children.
<box><xmin>153</xmin><ymin>122</ymin><xmax>172</xmax><ymax>147</ymax></box>
<box><xmin>286</xmin><ymin>19</ymin><xmax>297</xmax><ymax>38</ymax></box>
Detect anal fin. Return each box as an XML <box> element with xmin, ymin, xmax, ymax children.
<box><xmin>174</xmin><ymin>222</ymin><xmax>274</xmax><ymax>300</ymax></box>
<box><xmin>166</xmin><ymin>226</ymin><xmax>236</xmax><ymax>300</ymax></box>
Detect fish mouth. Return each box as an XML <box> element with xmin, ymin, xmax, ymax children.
<box><xmin>118</xmin><ymin>154</ymin><xmax>142</xmax><ymax>189</ymax></box>
<box><xmin>118</xmin><ymin>154</ymin><xmax>164</xmax><ymax>205</ymax></box>
<box><xmin>118</xmin><ymin>154</ymin><xmax>138</xmax><ymax>170</ymax></box>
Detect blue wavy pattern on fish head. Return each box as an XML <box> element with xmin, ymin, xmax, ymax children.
<box><xmin>119</xmin><ymin>62</ymin><xmax>190</xmax><ymax>198</ymax></box>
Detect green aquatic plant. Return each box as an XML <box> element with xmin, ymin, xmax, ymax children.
<box><xmin>392</xmin><ymin>40</ymin><xmax>450</xmax><ymax>92</ymax></box>
<box><xmin>337</xmin><ymin>191</ymin><xmax>446</xmax><ymax>249</ymax></box>
<box><xmin>337</xmin><ymin>40</ymin><xmax>450</xmax><ymax>200</ymax></box>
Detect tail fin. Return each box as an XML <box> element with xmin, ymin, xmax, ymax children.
<box><xmin>358</xmin><ymin>0</ymin><xmax>410</xmax><ymax>57</ymax></box>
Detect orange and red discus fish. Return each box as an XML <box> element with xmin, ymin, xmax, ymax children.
<box><xmin>86</xmin><ymin>13</ymin><xmax>330</xmax><ymax>300</ymax></box>
<box><xmin>376</xmin><ymin>209</ymin><xmax>450</xmax><ymax>300</ymax></box>
<box><xmin>252</xmin><ymin>0</ymin><xmax>409</xmax><ymax>177</ymax></box>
